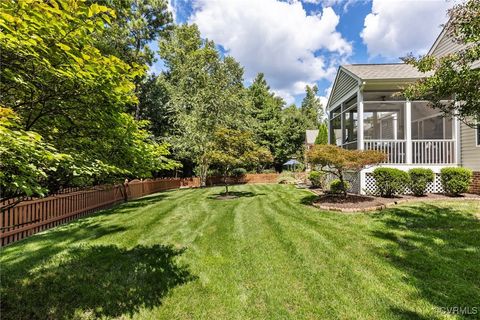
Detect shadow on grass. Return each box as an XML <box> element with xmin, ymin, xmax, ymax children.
<box><xmin>116</xmin><ymin>193</ymin><xmax>170</xmax><ymax>211</ymax></box>
<box><xmin>372</xmin><ymin>203</ymin><xmax>480</xmax><ymax>318</ymax></box>
<box><xmin>208</xmin><ymin>191</ymin><xmax>265</xmax><ymax>199</ymax></box>
<box><xmin>299</xmin><ymin>194</ymin><xmax>319</xmax><ymax>205</ymax></box>
<box><xmin>1</xmin><ymin>244</ymin><xmax>196</xmax><ymax>320</ymax></box>
<box><xmin>1</xmin><ymin>193</ymin><xmax>171</xmax><ymax>277</ymax></box>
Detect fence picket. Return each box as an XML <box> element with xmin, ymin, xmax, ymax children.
<box><xmin>0</xmin><ymin>174</ymin><xmax>278</xmax><ymax>246</ymax></box>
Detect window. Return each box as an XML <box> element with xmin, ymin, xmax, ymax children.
<box><xmin>477</xmin><ymin>125</ymin><xmax>480</xmax><ymax>147</ymax></box>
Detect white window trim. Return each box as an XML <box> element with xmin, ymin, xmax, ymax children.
<box><xmin>476</xmin><ymin>124</ymin><xmax>480</xmax><ymax>147</ymax></box>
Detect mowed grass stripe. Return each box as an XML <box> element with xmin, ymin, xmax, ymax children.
<box><xmin>1</xmin><ymin>184</ymin><xmax>478</xmax><ymax>320</ymax></box>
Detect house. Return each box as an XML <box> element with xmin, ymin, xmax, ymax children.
<box><xmin>325</xmin><ymin>26</ymin><xmax>480</xmax><ymax>195</ymax></box>
<box><xmin>305</xmin><ymin>129</ymin><xmax>319</xmax><ymax>149</ymax></box>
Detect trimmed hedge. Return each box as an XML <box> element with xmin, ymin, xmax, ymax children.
<box><xmin>308</xmin><ymin>171</ymin><xmax>324</xmax><ymax>188</ymax></box>
<box><xmin>373</xmin><ymin>167</ymin><xmax>409</xmax><ymax>197</ymax></box>
<box><xmin>440</xmin><ymin>167</ymin><xmax>472</xmax><ymax>196</ymax></box>
<box><xmin>408</xmin><ymin>168</ymin><xmax>434</xmax><ymax>196</ymax></box>
<box><xmin>277</xmin><ymin>171</ymin><xmax>296</xmax><ymax>184</ymax></box>
<box><xmin>232</xmin><ymin>168</ymin><xmax>247</xmax><ymax>177</ymax></box>
<box><xmin>330</xmin><ymin>179</ymin><xmax>350</xmax><ymax>194</ymax></box>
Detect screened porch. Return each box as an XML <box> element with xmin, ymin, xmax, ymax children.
<box><xmin>329</xmin><ymin>92</ymin><xmax>458</xmax><ymax>165</ymax></box>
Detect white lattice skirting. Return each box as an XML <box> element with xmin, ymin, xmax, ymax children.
<box><xmin>364</xmin><ymin>173</ymin><xmax>444</xmax><ymax>195</ymax></box>
<box><xmin>324</xmin><ymin>172</ymin><xmax>361</xmax><ymax>194</ymax></box>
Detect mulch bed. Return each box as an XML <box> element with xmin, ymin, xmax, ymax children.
<box><xmin>308</xmin><ymin>189</ymin><xmax>480</xmax><ymax>213</ymax></box>
<box><xmin>215</xmin><ymin>195</ymin><xmax>239</xmax><ymax>200</ymax></box>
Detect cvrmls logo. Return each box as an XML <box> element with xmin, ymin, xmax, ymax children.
<box><xmin>439</xmin><ymin>306</ymin><xmax>478</xmax><ymax>315</ymax></box>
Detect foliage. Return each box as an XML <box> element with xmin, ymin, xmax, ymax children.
<box><xmin>440</xmin><ymin>167</ymin><xmax>473</xmax><ymax>196</ymax></box>
<box><xmin>373</xmin><ymin>168</ymin><xmax>409</xmax><ymax>197</ymax></box>
<box><xmin>301</xmin><ymin>85</ymin><xmax>323</xmax><ymax>129</ymax></box>
<box><xmin>248</xmin><ymin>73</ymin><xmax>285</xmax><ymax>168</ymax></box>
<box><xmin>0</xmin><ymin>108</ymin><xmax>65</xmax><ymax>200</ymax></box>
<box><xmin>92</xmin><ymin>0</ymin><xmax>172</xmax><ymax>67</ymax></box>
<box><xmin>315</xmin><ymin>122</ymin><xmax>328</xmax><ymax>145</ymax></box>
<box><xmin>137</xmin><ymin>74</ymin><xmax>174</xmax><ymax>137</ymax></box>
<box><xmin>329</xmin><ymin>179</ymin><xmax>350</xmax><ymax>194</ymax></box>
<box><xmin>408</xmin><ymin>168</ymin><xmax>435</xmax><ymax>196</ymax></box>
<box><xmin>260</xmin><ymin>168</ymin><xmax>277</xmax><ymax>174</ymax></box>
<box><xmin>0</xmin><ymin>0</ymin><xmax>141</xmax><ymax>131</ymax></box>
<box><xmin>206</xmin><ymin>128</ymin><xmax>272</xmax><ymax>194</ymax></box>
<box><xmin>247</xmin><ymin>75</ymin><xmax>322</xmax><ymax>169</ymax></box>
<box><xmin>403</xmin><ymin>0</ymin><xmax>480</xmax><ymax>126</ymax></box>
<box><xmin>159</xmin><ymin>25</ymin><xmax>251</xmax><ymax>186</ymax></box>
<box><xmin>275</xmin><ymin>104</ymin><xmax>307</xmax><ymax>165</ymax></box>
<box><xmin>277</xmin><ymin>171</ymin><xmax>296</xmax><ymax>185</ymax></box>
<box><xmin>231</xmin><ymin>168</ymin><xmax>247</xmax><ymax>178</ymax></box>
<box><xmin>91</xmin><ymin>0</ymin><xmax>173</xmax><ymax>118</ymax></box>
<box><xmin>0</xmin><ymin>0</ymin><xmax>177</xmax><ymax>198</ymax></box>
<box><xmin>307</xmin><ymin>145</ymin><xmax>385</xmax><ymax>197</ymax></box>
<box><xmin>308</xmin><ymin>171</ymin><xmax>324</xmax><ymax>188</ymax></box>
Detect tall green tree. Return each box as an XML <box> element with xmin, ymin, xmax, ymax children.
<box><xmin>301</xmin><ymin>85</ymin><xmax>323</xmax><ymax>129</ymax></box>
<box><xmin>276</xmin><ymin>105</ymin><xmax>306</xmax><ymax>164</ymax></box>
<box><xmin>158</xmin><ymin>24</ymin><xmax>250</xmax><ymax>185</ymax></box>
<box><xmin>0</xmin><ymin>0</ymin><xmax>177</xmax><ymax>196</ymax></box>
<box><xmin>137</xmin><ymin>74</ymin><xmax>174</xmax><ymax>137</ymax></box>
<box><xmin>248</xmin><ymin>73</ymin><xmax>284</xmax><ymax>169</ymax></box>
<box><xmin>403</xmin><ymin>0</ymin><xmax>480</xmax><ymax>125</ymax></box>
<box><xmin>91</xmin><ymin>0</ymin><xmax>173</xmax><ymax>119</ymax></box>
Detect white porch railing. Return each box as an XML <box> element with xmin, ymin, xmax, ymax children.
<box><xmin>364</xmin><ymin>140</ymin><xmax>406</xmax><ymax>164</ymax></box>
<box><xmin>363</xmin><ymin>140</ymin><xmax>456</xmax><ymax>164</ymax></box>
<box><xmin>412</xmin><ymin>140</ymin><xmax>456</xmax><ymax>164</ymax></box>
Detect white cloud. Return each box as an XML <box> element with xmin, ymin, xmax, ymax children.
<box><xmin>302</xmin><ymin>0</ymin><xmax>361</xmax><ymax>11</ymax></box>
<box><xmin>189</xmin><ymin>0</ymin><xmax>351</xmax><ymax>102</ymax></box>
<box><xmin>361</xmin><ymin>0</ymin><xmax>454</xmax><ymax>58</ymax></box>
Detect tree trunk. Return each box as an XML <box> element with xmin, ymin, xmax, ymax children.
<box><xmin>223</xmin><ymin>170</ymin><xmax>229</xmax><ymax>196</ymax></box>
<box><xmin>197</xmin><ymin>161</ymin><xmax>209</xmax><ymax>187</ymax></box>
<box><xmin>339</xmin><ymin>172</ymin><xmax>347</xmax><ymax>199</ymax></box>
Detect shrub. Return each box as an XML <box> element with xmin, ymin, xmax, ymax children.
<box><xmin>231</xmin><ymin>168</ymin><xmax>247</xmax><ymax>177</ymax></box>
<box><xmin>440</xmin><ymin>167</ymin><xmax>472</xmax><ymax>195</ymax></box>
<box><xmin>307</xmin><ymin>144</ymin><xmax>385</xmax><ymax>197</ymax></box>
<box><xmin>329</xmin><ymin>179</ymin><xmax>350</xmax><ymax>194</ymax></box>
<box><xmin>408</xmin><ymin>168</ymin><xmax>434</xmax><ymax>196</ymax></box>
<box><xmin>308</xmin><ymin>171</ymin><xmax>324</xmax><ymax>188</ymax></box>
<box><xmin>277</xmin><ymin>171</ymin><xmax>296</xmax><ymax>184</ymax></box>
<box><xmin>260</xmin><ymin>168</ymin><xmax>276</xmax><ymax>174</ymax></box>
<box><xmin>373</xmin><ymin>168</ymin><xmax>409</xmax><ymax>197</ymax></box>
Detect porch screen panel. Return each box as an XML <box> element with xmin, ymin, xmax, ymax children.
<box><xmin>363</xmin><ymin>102</ymin><xmax>405</xmax><ymax>140</ymax></box>
<box><xmin>330</xmin><ymin>109</ymin><xmax>342</xmax><ymax>146</ymax></box>
<box><xmin>411</xmin><ymin>102</ymin><xmax>453</xmax><ymax>139</ymax></box>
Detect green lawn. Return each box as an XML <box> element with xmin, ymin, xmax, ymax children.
<box><xmin>1</xmin><ymin>185</ymin><xmax>479</xmax><ymax>319</ymax></box>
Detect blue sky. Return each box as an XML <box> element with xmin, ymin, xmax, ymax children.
<box><xmin>151</xmin><ymin>0</ymin><xmax>454</xmax><ymax>106</ymax></box>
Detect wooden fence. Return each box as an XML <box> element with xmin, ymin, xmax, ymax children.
<box><xmin>0</xmin><ymin>174</ymin><xmax>278</xmax><ymax>246</ymax></box>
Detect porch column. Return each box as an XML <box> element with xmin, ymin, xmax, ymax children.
<box><xmin>357</xmin><ymin>90</ymin><xmax>364</xmax><ymax>150</ymax></box>
<box><xmin>405</xmin><ymin>100</ymin><xmax>412</xmax><ymax>164</ymax></box>
<box><xmin>454</xmin><ymin>103</ymin><xmax>461</xmax><ymax>164</ymax></box>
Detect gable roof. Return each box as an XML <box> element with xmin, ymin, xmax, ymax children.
<box><xmin>327</xmin><ymin>67</ymin><xmax>360</xmax><ymax>108</ymax></box>
<box><xmin>343</xmin><ymin>63</ymin><xmax>428</xmax><ymax>80</ymax></box>
<box><xmin>305</xmin><ymin>130</ymin><xmax>319</xmax><ymax>144</ymax></box>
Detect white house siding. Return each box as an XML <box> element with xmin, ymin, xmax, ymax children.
<box><xmin>460</xmin><ymin>122</ymin><xmax>480</xmax><ymax>171</ymax></box>
<box><xmin>430</xmin><ymin>30</ymin><xmax>480</xmax><ymax>69</ymax></box>
<box><xmin>431</xmin><ymin>31</ymin><xmax>480</xmax><ymax>174</ymax></box>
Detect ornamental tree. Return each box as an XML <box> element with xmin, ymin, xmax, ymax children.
<box><xmin>403</xmin><ymin>0</ymin><xmax>480</xmax><ymax>126</ymax></box>
<box><xmin>315</xmin><ymin>122</ymin><xmax>328</xmax><ymax>145</ymax></box>
<box><xmin>306</xmin><ymin>145</ymin><xmax>385</xmax><ymax>197</ymax></box>
<box><xmin>207</xmin><ymin>128</ymin><xmax>273</xmax><ymax>195</ymax></box>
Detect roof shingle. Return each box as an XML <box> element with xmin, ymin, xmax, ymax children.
<box><xmin>343</xmin><ymin>63</ymin><xmax>430</xmax><ymax>80</ymax></box>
